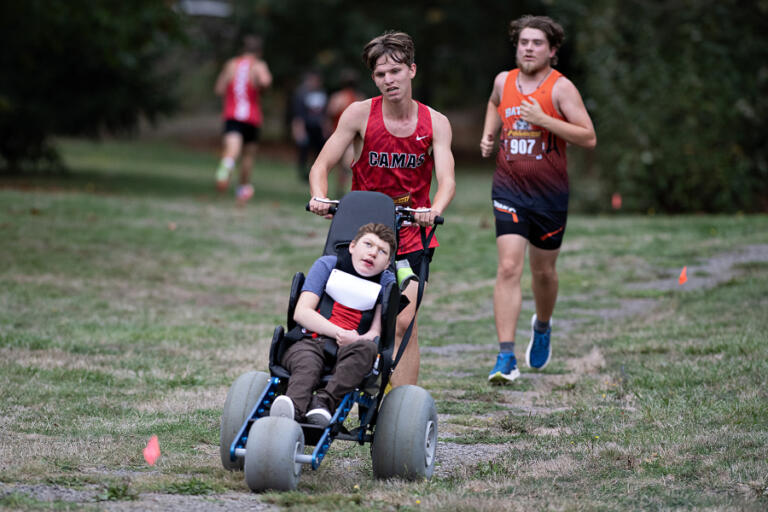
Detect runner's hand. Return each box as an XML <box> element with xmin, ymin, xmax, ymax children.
<box><xmin>309</xmin><ymin>197</ymin><xmax>333</xmax><ymax>218</ymax></box>
<box><xmin>520</xmin><ymin>96</ymin><xmax>547</xmax><ymax>125</ymax></box>
<box><xmin>413</xmin><ymin>208</ymin><xmax>438</xmax><ymax>227</ymax></box>
<box><xmin>480</xmin><ymin>132</ymin><xmax>495</xmax><ymax>158</ymax></box>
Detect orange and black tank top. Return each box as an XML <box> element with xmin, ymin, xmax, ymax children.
<box><xmin>493</xmin><ymin>69</ymin><xmax>568</xmax><ymax>211</ymax></box>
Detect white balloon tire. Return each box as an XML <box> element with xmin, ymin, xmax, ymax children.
<box><xmin>244</xmin><ymin>417</ymin><xmax>305</xmax><ymax>492</ymax></box>
<box><xmin>371</xmin><ymin>385</ymin><xmax>438</xmax><ymax>480</ymax></box>
<box><xmin>219</xmin><ymin>371</ymin><xmax>271</xmax><ymax>471</ymax></box>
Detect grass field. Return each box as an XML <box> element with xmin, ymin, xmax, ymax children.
<box><xmin>1</xmin><ymin>138</ymin><xmax>767</xmax><ymax>511</ymax></box>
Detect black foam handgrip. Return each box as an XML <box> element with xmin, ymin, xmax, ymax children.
<box><xmin>305</xmin><ymin>203</ymin><xmax>337</xmax><ymax>215</ymax></box>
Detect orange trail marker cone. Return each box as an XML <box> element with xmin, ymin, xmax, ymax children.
<box><xmin>678</xmin><ymin>266</ymin><xmax>687</xmax><ymax>285</ymax></box>
<box><xmin>143</xmin><ymin>435</ymin><xmax>160</xmax><ymax>466</ymax></box>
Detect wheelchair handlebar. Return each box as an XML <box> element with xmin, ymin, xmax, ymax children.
<box><xmin>305</xmin><ymin>202</ymin><xmax>338</xmax><ymax>215</ymax></box>
<box><xmin>305</xmin><ymin>200</ymin><xmax>444</xmax><ymax>226</ymax></box>
<box><xmin>395</xmin><ymin>206</ymin><xmax>444</xmax><ymax>227</ymax></box>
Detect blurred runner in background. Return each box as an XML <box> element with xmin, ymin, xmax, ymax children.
<box><xmin>291</xmin><ymin>70</ymin><xmax>328</xmax><ymax>182</ymax></box>
<box><xmin>326</xmin><ymin>68</ymin><xmax>365</xmax><ymax>196</ymax></box>
<box><xmin>214</xmin><ymin>34</ymin><xmax>272</xmax><ymax>203</ymax></box>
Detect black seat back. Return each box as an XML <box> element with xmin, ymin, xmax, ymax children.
<box><xmin>270</xmin><ymin>191</ymin><xmax>400</xmax><ymax>389</ymax></box>
<box><xmin>378</xmin><ymin>281</ymin><xmax>399</xmax><ymax>353</ymax></box>
<box><xmin>322</xmin><ymin>191</ymin><xmax>397</xmax><ymax>262</ymax></box>
<box><xmin>286</xmin><ymin>272</ymin><xmax>305</xmax><ymax>331</ymax></box>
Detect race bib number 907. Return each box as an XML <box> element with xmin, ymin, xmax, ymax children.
<box><xmin>503</xmin><ymin>138</ymin><xmax>536</xmax><ymax>156</ymax></box>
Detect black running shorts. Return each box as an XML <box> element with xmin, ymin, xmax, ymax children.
<box><xmin>494</xmin><ymin>200</ymin><xmax>567</xmax><ymax>250</ymax></box>
<box><xmin>223</xmin><ymin>119</ymin><xmax>260</xmax><ymax>144</ymax></box>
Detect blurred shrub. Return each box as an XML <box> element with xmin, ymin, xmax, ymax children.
<box><xmin>0</xmin><ymin>2</ymin><xmax>184</xmax><ymax>172</ymax></box>
<box><xmin>557</xmin><ymin>0</ymin><xmax>768</xmax><ymax>212</ymax></box>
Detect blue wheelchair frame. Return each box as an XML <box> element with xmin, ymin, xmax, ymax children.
<box><xmin>227</xmin><ymin>375</ymin><xmax>378</xmax><ymax>470</ymax></box>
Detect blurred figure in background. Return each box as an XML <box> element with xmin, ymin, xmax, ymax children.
<box><xmin>214</xmin><ymin>34</ymin><xmax>272</xmax><ymax>203</ymax></box>
<box><xmin>291</xmin><ymin>70</ymin><xmax>328</xmax><ymax>181</ymax></box>
<box><xmin>326</xmin><ymin>69</ymin><xmax>365</xmax><ymax>196</ymax></box>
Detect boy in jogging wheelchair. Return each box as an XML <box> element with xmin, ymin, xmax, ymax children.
<box><xmin>219</xmin><ymin>191</ymin><xmax>438</xmax><ymax>492</ymax></box>
<box><xmin>270</xmin><ymin>223</ymin><xmax>396</xmax><ymax>426</ymax></box>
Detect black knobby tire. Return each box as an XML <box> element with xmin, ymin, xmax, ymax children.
<box><xmin>219</xmin><ymin>371</ymin><xmax>270</xmax><ymax>471</ymax></box>
<box><xmin>371</xmin><ymin>385</ymin><xmax>438</xmax><ymax>480</ymax></box>
<box><xmin>244</xmin><ymin>417</ymin><xmax>305</xmax><ymax>492</ymax></box>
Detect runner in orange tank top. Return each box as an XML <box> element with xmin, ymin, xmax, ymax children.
<box><xmin>307</xmin><ymin>31</ymin><xmax>456</xmax><ymax>388</ymax></box>
<box><xmin>326</xmin><ymin>69</ymin><xmax>365</xmax><ymax>196</ymax></box>
<box><xmin>480</xmin><ymin>16</ymin><xmax>596</xmax><ymax>384</ymax></box>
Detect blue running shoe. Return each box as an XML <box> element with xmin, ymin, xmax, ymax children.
<box><xmin>488</xmin><ymin>352</ymin><xmax>520</xmax><ymax>383</ymax></box>
<box><xmin>526</xmin><ymin>314</ymin><xmax>552</xmax><ymax>369</ymax></box>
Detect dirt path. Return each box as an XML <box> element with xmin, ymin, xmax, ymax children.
<box><xmin>427</xmin><ymin>243</ymin><xmax>768</xmax><ymax>478</ymax></box>
<box><xmin>3</xmin><ymin>244</ymin><xmax>766</xmax><ymax>509</ymax></box>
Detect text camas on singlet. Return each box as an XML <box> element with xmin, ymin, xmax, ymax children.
<box><xmin>351</xmin><ymin>96</ymin><xmax>439</xmax><ymax>255</ymax></box>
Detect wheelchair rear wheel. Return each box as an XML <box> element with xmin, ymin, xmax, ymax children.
<box><xmin>371</xmin><ymin>384</ymin><xmax>438</xmax><ymax>480</ymax></box>
<box><xmin>244</xmin><ymin>416</ymin><xmax>305</xmax><ymax>492</ymax></box>
<box><xmin>219</xmin><ymin>371</ymin><xmax>270</xmax><ymax>471</ymax></box>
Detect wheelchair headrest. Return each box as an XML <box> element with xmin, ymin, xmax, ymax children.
<box><xmin>322</xmin><ymin>191</ymin><xmax>397</xmax><ymax>264</ymax></box>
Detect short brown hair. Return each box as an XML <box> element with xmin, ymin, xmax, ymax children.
<box><xmin>353</xmin><ymin>223</ymin><xmax>396</xmax><ymax>255</ymax></box>
<box><xmin>509</xmin><ymin>15</ymin><xmax>564</xmax><ymax>66</ymax></box>
<box><xmin>242</xmin><ymin>34</ymin><xmax>263</xmax><ymax>56</ymax></box>
<box><xmin>362</xmin><ymin>31</ymin><xmax>415</xmax><ymax>71</ymax></box>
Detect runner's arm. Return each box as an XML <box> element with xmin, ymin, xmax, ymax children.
<box><xmin>419</xmin><ymin>110</ymin><xmax>455</xmax><ymax>226</ymax></box>
<box><xmin>252</xmin><ymin>60</ymin><xmax>272</xmax><ymax>89</ymax></box>
<box><xmin>326</xmin><ymin>91</ymin><xmax>345</xmax><ymax>118</ymax></box>
<box><xmin>308</xmin><ymin>101</ymin><xmax>368</xmax><ymax>215</ymax></box>
<box><xmin>520</xmin><ymin>77</ymin><xmax>596</xmax><ymax>149</ymax></box>
<box><xmin>480</xmin><ymin>72</ymin><xmax>506</xmax><ymax>158</ymax></box>
<box><xmin>213</xmin><ymin>60</ymin><xmax>233</xmax><ymax>96</ymax></box>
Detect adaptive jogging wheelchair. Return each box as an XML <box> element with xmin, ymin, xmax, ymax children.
<box><xmin>219</xmin><ymin>191</ymin><xmax>443</xmax><ymax>492</ymax></box>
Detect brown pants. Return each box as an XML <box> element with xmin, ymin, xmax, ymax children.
<box><xmin>282</xmin><ymin>336</ymin><xmax>378</xmax><ymax>419</ymax></box>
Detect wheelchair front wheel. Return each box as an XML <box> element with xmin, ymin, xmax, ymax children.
<box><xmin>219</xmin><ymin>371</ymin><xmax>270</xmax><ymax>471</ymax></box>
<box><xmin>371</xmin><ymin>385</ymin><xmax>438</xmax><ymax>480</ymax></box>
<box><xmin>244</xmin><ymin>416</ymin><xmax>305</xmax><ymax>492</ymax></box>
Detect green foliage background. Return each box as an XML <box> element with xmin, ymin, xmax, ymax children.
<box><xmin>553</xmin><ymin>0</ymin><xmax>768</xmax><ymax>213</ymax></box>
<box><xmin>1</xmin><ymin>0</ymin><xmax>766</xmax><ymax>212</ymax></box>
<box><xmin>0</xmin><ymin>1</ymin><xmax>184</xmax><ymax>169</ymax></box>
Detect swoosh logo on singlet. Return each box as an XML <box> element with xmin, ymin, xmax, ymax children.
<box><xmin>416</xmin><ymin>135</ymin><xmax>428</xmax><ymax>141</ymax></box>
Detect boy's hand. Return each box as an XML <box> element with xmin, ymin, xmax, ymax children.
<box><xmin>336</xmin><ymin>329</ymin><xmax>361</xmax><ymax>347</ymax></box>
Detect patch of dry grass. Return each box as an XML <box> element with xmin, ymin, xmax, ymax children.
<box><xmin>2</xmin><ymin>140</ymin><xmax>767</xmax><ymax>510</ymax></box>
